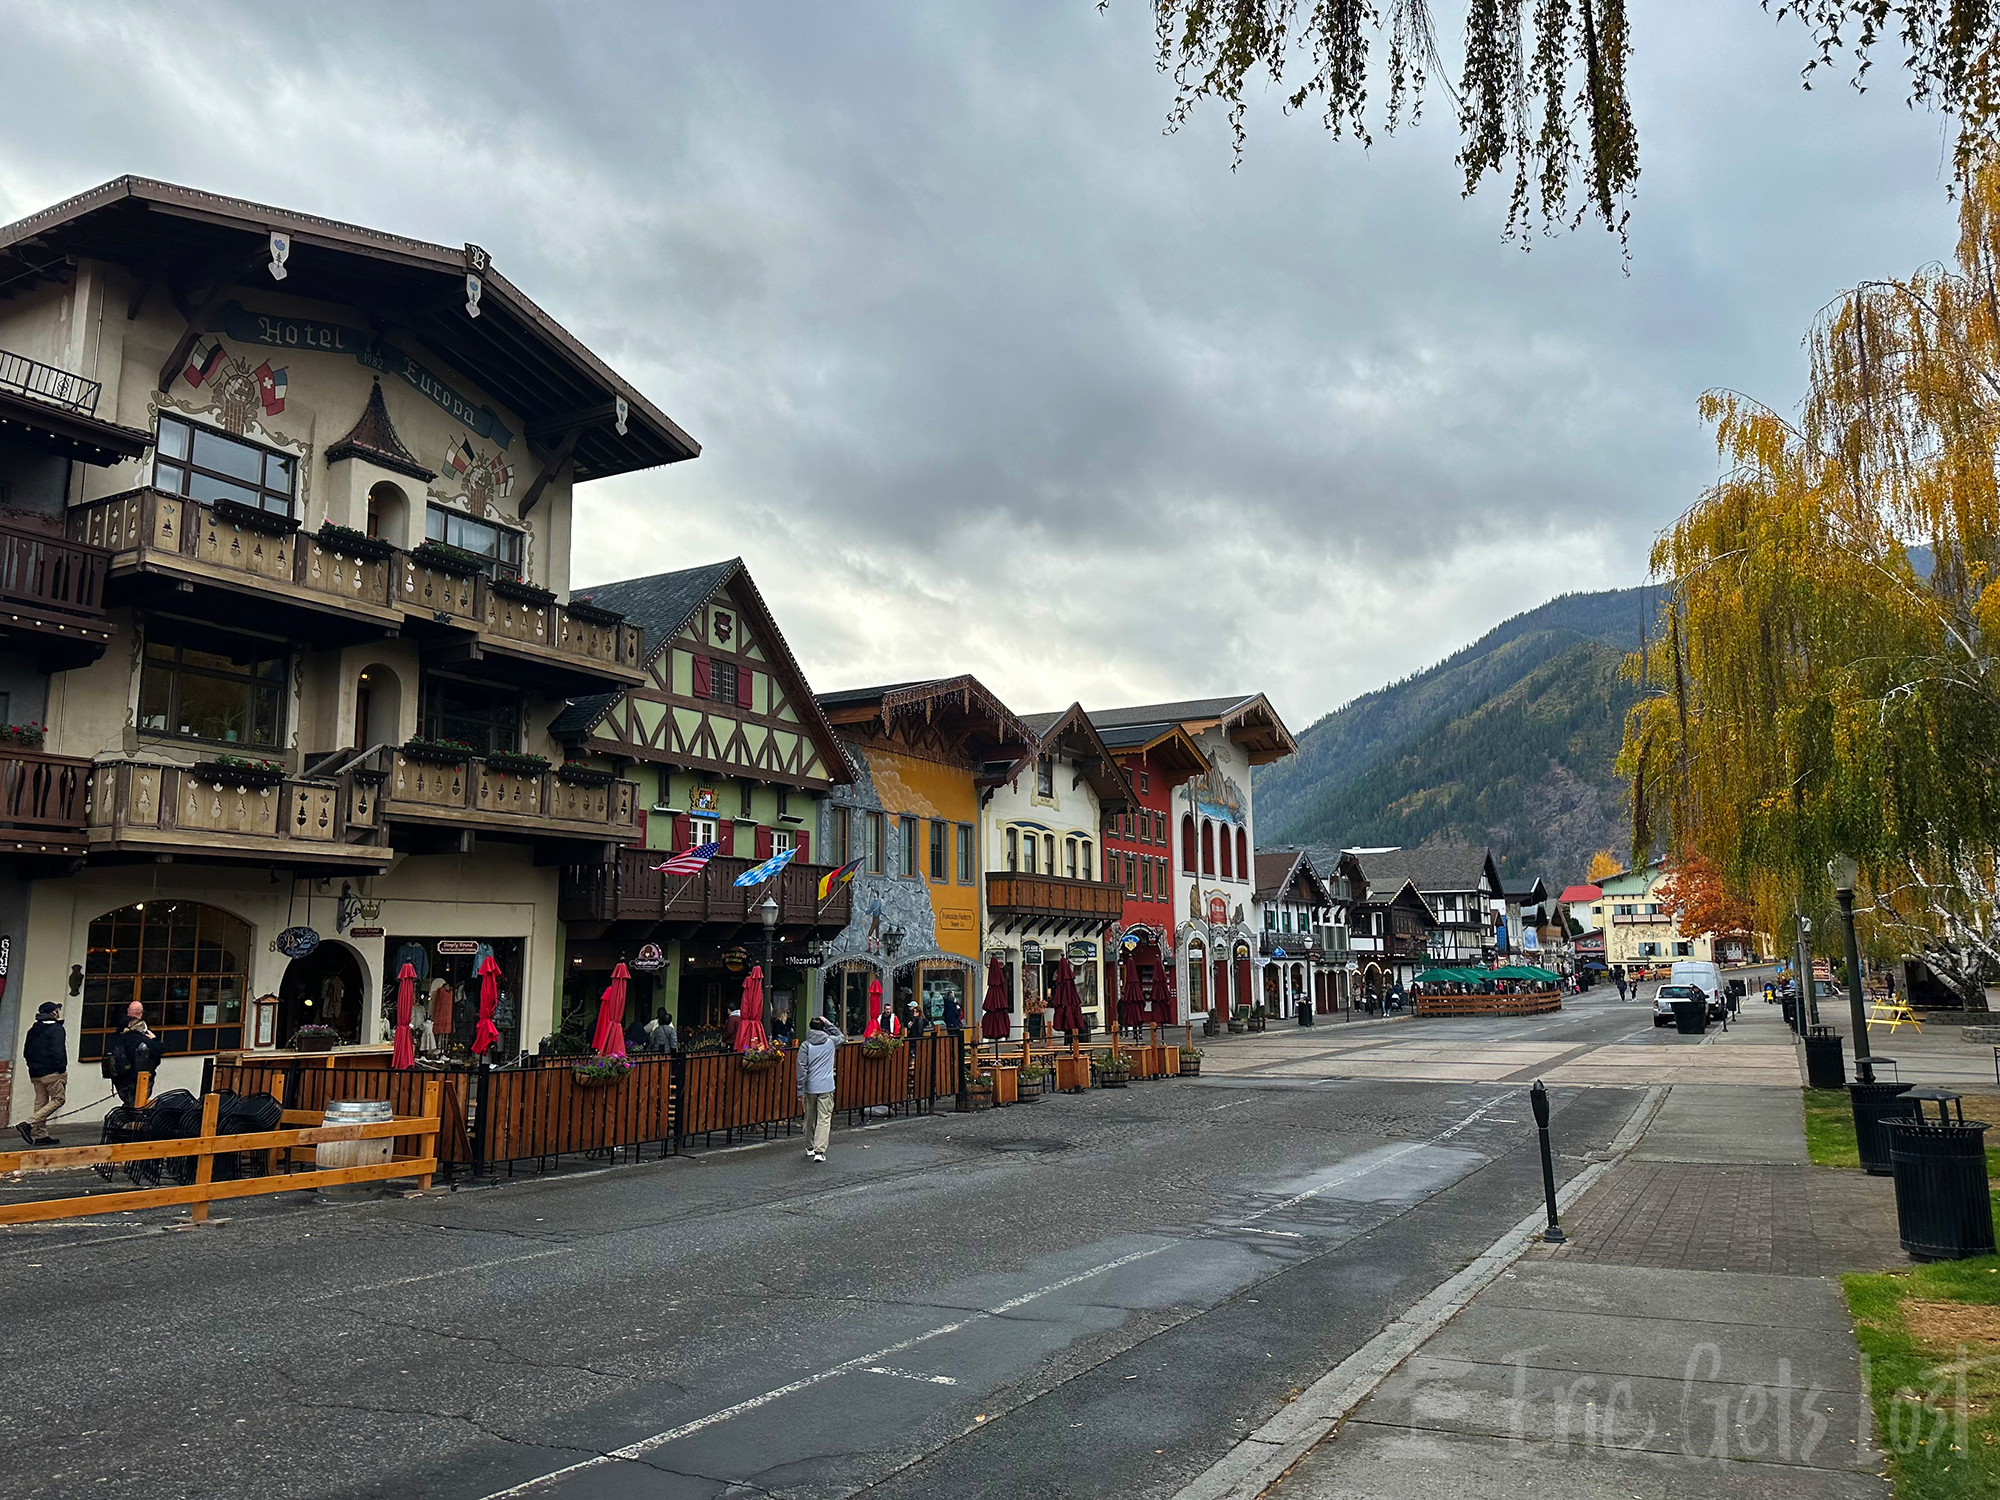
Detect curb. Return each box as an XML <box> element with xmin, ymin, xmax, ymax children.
<box><xmin>1169</xmin><ymin>1081</ymin><xmax>1671</xmax><ymax>1500</ymax></box>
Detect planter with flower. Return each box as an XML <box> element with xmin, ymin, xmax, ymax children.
<box><xmin>288</xmin><ymin>1024</ymin><xmax>341</xmax><ymax>1053</ymax></box>
<box><xmin>739</xmin><ymin>1043</ymin><xmax>786</xmax><ymax>1071</ymax></box>
<box><xmin>314</xmin><ymin>521</ymin><xmax>399</xmax><ymax>563</ymax></box>
<box><xmin>966</xmin><ymin>1070</ymin><xmax>996</xmax><ymax>1111</ymax></box>
<box><xmin>483</xmin><ymin>751</ymin><xmax>552</xmax><ymax>777</ymax></box>
<box><xmin>400</xmin><ymin>737</ymin><xmax>477</xmax><ymax>766</ymax></box>
<box><xmin>571</xmin><ymin>1055</ymin><xmax>633</xmax><ymax>1088</ymax></box>
<box><xmin>1016</xmin><ymin>1064</ymin><xmax>1049</xmax><ymax>1103</ymax></box>
<box><xmin>1091</xmin><ymin>1053</ymin><xmax>1131</xmax><ymax>1088</ymax></box>
<box><xmin>859</xmin><ymin>1030</ymin><xmax>905</xmax><ymax>1059</ymax></box>
<box><xmin>0</xmin><ymin>721</ymin><xmax>46</xmax><ymax>750</ymax></box>
<box><xmin>193</xmin><ymin>754</ymin><xmax>287</xmax><ymax>790</ymax></box>
<box><xmin>1178</xmin><ymin>1045</ymin><xmax>1204</xmax><ymax>1077</ymax></box>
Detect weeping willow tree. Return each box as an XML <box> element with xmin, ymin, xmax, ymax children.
<box><xmin>1137</xmin><ymin>2</ymin><xmax>2000</xmax><ymax>241</ymax></box>
<box><xmin>1621</xmin><ymin>164</ymin><xmax>2000</xmax><ymax>1004</ymax></box>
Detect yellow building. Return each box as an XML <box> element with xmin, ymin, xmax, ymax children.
<box><xmin>812</xmin><ymin>678</ymin><xmax>1033</xmax><ymax>1033</ymax></box>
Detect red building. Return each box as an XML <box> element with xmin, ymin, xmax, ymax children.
<box><xmin>1097</xmin><ymin>722</ymin><xmax>1210</xmax><ymax>1020</ymax></box>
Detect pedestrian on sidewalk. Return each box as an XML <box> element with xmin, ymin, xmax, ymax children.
<box><xmin>796</xmin><ymin>1015</ymin><xmax>840</xmax><ymax>1163</ymax></box>
<box><xmin>1612</xmin><ymin>964</ymin><xmax>1628</xmax><ymax>1002</ymax></box>
<box><xmin>103</xmin><ymin>1001</ymin><xmax>163</xmax><ymax>1109</ymax></box>
<box><xmin>17</xmin><ymin>1001</ymin><xmax>68</xmax><ymax>1145</ymax></box>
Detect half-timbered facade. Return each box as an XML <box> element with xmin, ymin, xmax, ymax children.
<box><xmin>0</xmin><ymin>177</ymin><xmax>693</xmax><ymax>1123</ymax></box>
<box><xmin>813</xmin><ymin>676</ymin><xmax>1033</xmax><ymax>1034</ymax></box>
<box><xmin>552</xmin><ymin>559</ymin><xmax>852</xmax><ymax>1038</ymax></box>
<box><xmin>1252</xmin><ymin>850</ymin><xmax>1346</xmax><ymax>1017</ymax></box>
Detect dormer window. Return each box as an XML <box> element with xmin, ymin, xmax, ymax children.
<box><xmin>1036</xmin><ymin>754</ymin><xmax>1054</xmax><ymax>797</ymax></box>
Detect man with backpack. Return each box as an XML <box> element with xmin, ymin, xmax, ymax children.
<box><xmin>104</xmin><ymin>1001</ymin><xmax>164</xmax><ymax>1108</ymax></box>
<box><xmin>16</xmin><ymin>1001</ymin><xmax>67</xmax><ymax>1145</ymax></box>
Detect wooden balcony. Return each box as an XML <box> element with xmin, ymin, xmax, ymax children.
<box><xmin>380</xmin><ymin>752</ymin><xmax>639</xmax><ymax>851</ymax></box>
<box><xmin>0</xmin><ymin>520</ymin><xmax>111</xmax><ymax>669</ymax></box>
<box><xmin>0</xmin><ymin>748</ymin><xmax>91</xmax><ymax>856</ymax></box>
<box><xmin>559</xmin><ymin>845</ymin><xmax>854</xmax><ymax>932</ymax></box>
<box><xmin>985</xmin><ymin>871</ymin><xmax>1124</xmax><ymax>935</ymax></box>
<box><xmin>83</xmin><ymin>760</ymin><xmax>390</xmax><ymax>870</ymax></box>
<box><xmin>67</xmin><ymin>488</ymin><xmax>644</xmax><ymax>691</ymax></box>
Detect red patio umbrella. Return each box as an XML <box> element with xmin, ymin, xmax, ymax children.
<box><xmin>980</xmin><ymin>956</ymin><xmax>1012</xmax><ymax>1041</ymax></box>
<box><xmin>392</xmin><ymin>962</ymin><xmax>417</xmax><ymax>1070</ymax></box>
<box><xmin>591</xmin><ymin>962</ymin><xmax>630</xmax><ymax>1058</ymax></box>
<box><xmin>471</xmin><ymin>954</ymin><xmax>501</xmax><ymax>1056</ymax></box>
<box><xmin>862</xmin><ymin>973</ymin><xmax>884</xmax><ymax>1038</ymax></box>
<box><xmin>1144</xmin><ymin>950</ymin><xmax>1177</xmax><ymax>1027</ymax></box>
<box><xmin>1047</xmin><ymin>957</ymin><xmax>1085</xmax><ymax>1037</ymax></box>
<box><xmin>737</xmin><ymin>966</ymin><xmax>772</xmax><ymax>1052</ymax></box>
<box><xmin>1118</xmin><ymin>950</ymin><xmax>1149</xmax><ymax>1030</ymax></box>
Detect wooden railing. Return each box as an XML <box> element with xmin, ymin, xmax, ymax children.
<box><xmin>1412</xmin><ymin>990</ymin><xmax>1563</xmax><ymax>1018</ymax></box>
<box><xmin>985</xmin><ymin>871</ymin><xmax>1125</xmax><ymax>923</ymax></box>
<box><xmin>0</xmin><ymin>519</ymin><xmax>108</xmax><ymax>620</ymax></box>
<box><xmin>85</xmin><ymin>760</ymin><xmax>387</xmax><ymax>857</ymax></box>
<box><xmin>0</xmin><ymin>747</ymin><xmax>90</xmax><ymax>851</ymax></box>
<box><xmin>559</xmin><ymin>845</ymin><xmax>855</xmax><ymax>928</ymax></box>
<box><xmin>69</xmin><ymin>488</ymin><xmax>643</xmax><ymax>685</ymax></box>
<box><xmin>381</xmin><ymin>752</ymin><xmax>638</xmax><ymax>841</ymax></box>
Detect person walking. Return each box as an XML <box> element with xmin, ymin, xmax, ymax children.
<box><xmin>795</xmin><ymin>1015</ymin><xmax>839</xmax><ymax>1163</ymax></box>
<box><xmin>104</xmin><ymin>1001</ymin><xmax>163</xmax><ymax>1108</ymax></box>
<box><xmin>1612</xmin><ymin>964</ymin><xmax>1628</xmax><ymax>1002</ymax></box>
<box><xmin>17</xmin><ymin>1001</ymin><xmax>68</xmax><ymax>1145</ymax></box>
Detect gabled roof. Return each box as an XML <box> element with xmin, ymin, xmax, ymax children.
<box><xmin>1254</xmin><ymin>850</ymin><xmax>1332</xmax><ymax>905</ymax></box>
<box><xmin>324</xmin><ymin>378</ymin><xmax>434</xmax><ymax>481</ymax></box>
<box><xmin>0</xmin><ymin>176</ymin><xmax>697</xmax><ymax>480</ymax></box>
<box><xmin>1094</xmin><ymin>720</ymin><xmax>1211</xmax><ymax>779</ymax></box>
<box><xmin>1557</xmin><ymin>884</ymin><xmax>1603</xmax><ymax>904</ymax></box>
<box><xmin>1347</xmin><ymin>844</ymin><xmax>1502</xmax><ymax>899</ymax></box>
<box><xmin>1042</xmin><ymin>694</ymin><xmax>1298</xmax><ymax>766</ymax></box>
<box><xmin>816</xmin><ymin>675</ymin><xmax>1035</xmax><ymax>766</ymax></box>
<box><xmin>1012</xmin><ymin>703</ymin><xmax>1134</xmax><ymax>811</ymax></box>
<box><xmin>552</xmin><ymin>559</ymin><xmax>848</xmax><ymax>780</ymax></box>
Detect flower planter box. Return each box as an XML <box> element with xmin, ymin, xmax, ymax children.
<box><xmin>1158</xmin><ymin>1047</ymin><xmax>1182</xmax><ymax>1076</ymax></box>
<box><xmin>1178</xmin><ymin>1055</ymin><xmax>1202</xmax><ymax>1077</ymax></box>
<box><xmin>571</xmin><ymin>1067</ymin><xmax>628</xmax><ymax>1088</ymax></box>
<box><xmin>555</xmin><ymin>764</ymin><xmax>618</xmax><ymax>788</ymax></box>
<box><xmin>1016</xmin><ymin>1076</ymin><xmax>1046</xmax><ymax>1103</ymax></box>
<box><xmin>292</xmin><ymin>1032</ymin><xmax>337</xmax><ymax>1053</ymax></box>
<box><xmin>400</xmin><ymin>739</ymin><xmax>475</xmax><ymax>766</ymax></box>
<box><xmin>1227</xmin><ymin>1020</ymin><xmax>1247</xmax><ymax>1035</ymax></box>
<box><xmin>314</xmin><ymin>524</ymin><xmax>399</xmax><ymax>562</ymax></box>
<box><xmin>212</xmin><ymin>497</ymin><xmax>301</xmax><ymax>537</ymax></box>
<box><xmin>1094</xmin><ymin>1071</ymin><xmax>1130</xmax><ymax>1089</ymax></box>
<box><xmin>191</xmin><ymin>760</ymin><xmax>287</xmax><ymax>790</ymax></box>
<box><xmin>990</xmin><ymin>1065</ymin><xmax>1019</xmax><ymax>1106</ymax></box>
<box><xmin>483</xmin><ymin>753</ymin><xmax>552</xmax><ymax>776</ymax></box>
<box><xmin>409</xmin><ymin>542</ymin><xmax>488</xmax><ymax>577</ymax></box>
<box><xmin>965</xmin><ymin>1085</ymin><xmax>994</xmax><ymax>1111</ymax></box>
<box><xmin>1054</xmin><ymin>1055</ymin><xmax>1092</xmax><ymax>1093</ymax></box>
<box><xmin>489</xmin><ymin>576</ymin><xmax>557</xmax><ymax>607</ymax></box>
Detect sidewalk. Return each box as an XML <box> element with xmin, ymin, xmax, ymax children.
<box><xmin>1259</xmin><ymin>1075</ymin><xmax>1902</xmax><ymax>1497</ymax></box>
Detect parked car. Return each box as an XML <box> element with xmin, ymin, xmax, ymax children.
<box><xmin>1653</xmin><ymin>983</ymin><xmax>1710</xmax><ymax>1027</ymax></box>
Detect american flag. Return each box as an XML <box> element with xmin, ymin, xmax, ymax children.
<box><xmin>653</xmin><ymin>841</ymin><xmax>721</xmax><ymax>876</ymax></box>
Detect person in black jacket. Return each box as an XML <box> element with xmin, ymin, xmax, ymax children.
<box><xmin>17</xmin><ymin>1001</ymin><xmax>67</xmax><ymax>1145</ymax></box>
<box><xmin>104</xmin><ymin>1001</ymin><xmax>164</xmax><ymax>1108</ymax></box>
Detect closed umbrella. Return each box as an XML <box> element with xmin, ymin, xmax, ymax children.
<box><xmin>1118</xmin><ymin>951</ymin><xmax>1148</xmax><ymax>1031</ymax></box>
<box><xmin>1145</xmin><ymin>951</ymin><xmax>1177</xmax><ymax>1027</ymax></box>
<box><xmin>392</xmin><ymin>962</ymin><xmax>417</xmax><ymax>1070</ymax></box>
<box><xmin>1048</xmin><ymin>957</ymin><xmax>1085</xmax><ymax>1037</ymax></box>
<box><xmin>980</xmin><ymin>956</ymin><xmax>1012</xmax><ymax>1041</ymax></box>
<box><xmin>862</xmin><ymin>973</ymin><xmax>884</xmax><ymax>1038</ymax></box>
<box><xmin>471</xmin><ymin>954</ymin><xmax>501</xmax><ymax>1057</ymax></box>
<box><xmin>591</xmin><ymin>962</ymin><xmax>630</xmax><ymax>1058</ymax></box>
<box><xmin>736</xmin><ymin>966</ymin><xmax>772</xmax><ymax>1052</ymax></box>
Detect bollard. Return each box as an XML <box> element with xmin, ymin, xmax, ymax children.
<box><xmin>1531</xmin><ymin>1079</ymin><xmax>1564</xmax><ymax>1243</ymax></box>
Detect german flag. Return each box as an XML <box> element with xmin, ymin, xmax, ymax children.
<box><xmin>817</xmin><ymin>857</ymin><xmax>863</xmax><ymax>901</ymax></box>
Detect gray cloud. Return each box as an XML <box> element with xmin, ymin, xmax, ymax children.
<box><xmin>0</xmin><ymin>0</ymin><xmax>1963</xmax><ymax>728</ymax></box>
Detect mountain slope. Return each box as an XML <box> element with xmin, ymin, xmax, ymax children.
<box><xmin>1255</xmin><ymin>585</ymin><xmax>1648</xmax><ymax>841</ymax></box>
<box><xmin>1271</xmin><ymin>639</ymin><xmax>1642</xmax><ymax>883</ymax></box>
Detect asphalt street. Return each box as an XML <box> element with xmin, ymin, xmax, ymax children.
<box><xmin>0</xmin><ymin>995</ymin><xmax>1675</xmax><ymax>1500</ymax></box>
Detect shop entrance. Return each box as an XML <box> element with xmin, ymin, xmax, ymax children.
<box><xmin>277</xmin><ymin>943</ymin><xmax>365</xmax><ymax>1047</ymax></box>
<box><xmin>384</xmin><ymin>935</ymin><xmax>525</xmax><ymax>1057</ymax></box>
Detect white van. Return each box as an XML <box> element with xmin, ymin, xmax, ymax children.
<box><xmin>1670</xmin><ymin>960</ymin><xmax>1724</xmax><ymax>999</ymax></box>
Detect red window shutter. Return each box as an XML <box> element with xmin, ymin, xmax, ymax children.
<box><xmin>672</xmin><ymin>813</ymin><xmax>692</xmax><ymax>852</ymax></box>
<box><xmin>1218</xmin><ymin>825</ymin><xmax>1232</xmax><ymax>879</ymax></box>
<box><xmin>794</xmin><ymin>829</ymin><xmax>809</xmax><ymax>862</ymax></box>
<box><xmin>692</xmin><ymin>655</ymin><xmax>712</xmax><ymax>698</ymax></box>
<box><xmin>755</xmin><ymin>825</ymin><xmax>773</xmax><ymax>859</ymax></box>
<box><xmin>737</xmin><ymin>668</ymin><xmax>754</xmax><ymax>709</ymax></box>
<box><xmin>635</xmin><ymin>810</ymin><xmax>649</xmax><ymax>847</ymax></box>
<box><xmin>1237</xmin><ymin>827</ymin><xmax>1248</xmax><ymax>877</ymax></box>
<box><xmin>718</xmin><ymin>820</ymin><xmax>736</xmax><ymax>856</ymax></box>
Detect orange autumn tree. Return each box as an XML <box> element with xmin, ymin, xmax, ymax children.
<box><xmin>1654</xmin><ymin>854</ymin><xmax>1756</xmax><ymax>942</ymax></box>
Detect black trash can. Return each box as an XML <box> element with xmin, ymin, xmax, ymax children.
<box><xmin>1202</xmin><ymin>1014</ymin><xmax>1218</xmax><ymax>1039</ymax></box>
<box><xmin>1780</xmin><ymin>995</ymin><xmax>1798</xmax><ymax>1030</ymax></box>
<box><xmin>1849</xmin><ymin>1080</ymin><xmax>1919</xmax><ymax>1175</ymax></box>
<box><xmin>1804</xmin><ymin>1027</ymin><xmax>1846</xmax><ymax>1089</ymax></box>
<box><xmin>1672</xmin><ymin>1000</ymin><xmax>1707</xmax><ymax>1035</ymax></box>
<box><xmin>1887</xmin><ymin>1116</ymin><xmax>1996</xmax><ymax>1261</ymax></box>
<box><xmin>1296</xmin><ymin>1000</ymin><xmax>1313</xmax><ymax>1027</ymax></box>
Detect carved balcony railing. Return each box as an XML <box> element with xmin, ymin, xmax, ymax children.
<box><xmin>0</xmin><ymin>747</ymin><xmax>91</xmax><ymax>855</ymax></box>
<box><xmin>985</xmin><ymin>872</ymin><xmax>1125</xmax><ymax>927</ymax></box>
<box><xmin>559</xmin><ymin>845</ymin><xmax>854</xmax><ymax>930</ymax></box>
<box><xmin>380</xmin><ymin>752</ymin><xmax>639</xmax><ymax>844</ymax></box>
<box><xmin>84</xmin><ymin>759</ymin><xmax>387</xmax><ymax>867</ymax></box>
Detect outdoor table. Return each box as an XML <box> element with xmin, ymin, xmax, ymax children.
<box><xmin>1867</xmin><ymin>999</ymin><xmax>1923</xmax><ymax>1033</ymax></box>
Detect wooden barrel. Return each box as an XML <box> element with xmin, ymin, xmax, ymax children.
<box><xmin>315</xmin><ymin>1098</ymin><xmax>393</xmax><ymax>1172</ymax></box>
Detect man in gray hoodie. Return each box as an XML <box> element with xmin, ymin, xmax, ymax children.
<box><xmin>795</xmin><ymin>1015</ymin><xmax>840</xmax><ymax>1163</ymax></box>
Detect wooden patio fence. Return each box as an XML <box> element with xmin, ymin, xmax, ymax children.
<box><xmin>1411</xmin><ymin>990</ymin><xmax>1564</xmax><ymax>1018</ymax></box>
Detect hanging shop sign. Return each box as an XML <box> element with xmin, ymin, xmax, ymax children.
<box><xmin>723</xmin><ymin>946</ymin><xmax>749</xmax><ymax>973</ymax></box>
<box><xmin>1120</xmin><ymin>930</ymin><xmax>1141</xmax><ymax>953</ymax></box>
<box><xmin>1207</xmin><ymin>895</ymin><xmax>1230</xmax><ymax>927</ymax></box>
<box><xmin>1067</xmin><ymin>941</ymin><xmax>1097</xmax><ymax>961</ymax></box>
<box><xmin>436</xmin><ymin>939</ymin><xmax>480</xmax><ymax>956</ymax></box>
<box><xmin>789</xmin><ymin>952</ymin><xmax>826</xmax><ymax>969</ymax></box>
<box><xmin>347</xmin><ymin>927</ymin><xmax>384</xmax><ymax>940</ymax></box>
<box><xmin>631</xmin><ymin>942</ymin><xmax>667</xmax><ymax>973</ymax></box>
<box><xmin>275</xmin><ymin>926</ymin><xmax>320</xmax><ymax>959</ymax></box>
<box><xmin>1021</xmin><ymin>940</ymin><xmax>1044</xmax><ymax>966</ymax></box>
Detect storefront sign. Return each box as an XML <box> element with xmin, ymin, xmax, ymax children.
<box><xmin>631</xmin><ymin>942</ymin><xmax>667</xmax><ymax>973</ymax></box>
<box><xmin>723</xmin><ymin>946</ymin><xmax>749</xmax><ymax>973</ymax></box>
<box><xmin>1119</xmin><ymin>930</ymin><xmax>1141</xmax><ymax>953</ymax></box>
<box><xmin>790</xmin><ymin>952</ymin><xmax>826</xmax><ymax>968</ymax></box>
<box><xmin>1233</xmin><ymin>940</ymin><xmax>1251</xmax><ymax>961</ymax></box>
<box><xmin>936</xmin><ymin>909</ymin><xmax>975</xmax><ymax>933</ymax></box>
<box><xmin>347</xmin><ymin>927</ymin><xmax>384</xmax><ymax>940</ymax></box>
<box><xmin>1208</xmin><ymin>895</ymin><xmax>1229</xmax><ymax>927</ymax></box>
<box><xmin>276</xmin><ymin>926</ymin><xmax>320</xmax><ymax>959</ymax></box>
<box><xmin>1021</xmin><ymin>940</ymin><xmax>1043</xmax><ymax>965</ymax></box>
<box><xmin>1067</xmin><ymin>942</ymin><xmax>1096</xmax><ymax>961</ymax></box>
<box><xmin>436</xmin><ymin>939</ymin><xmax>479</xmax><ymax>955</ymax></box>
<box><xmin>690</xmin><ymin>785</ymin><xmax>720</xmax><ymax>814</ymax></box>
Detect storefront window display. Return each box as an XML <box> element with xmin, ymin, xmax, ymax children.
<box><xmin>921</xmin><ymin>966</ymin><xmax>966</xmax><ymax>1024</ymax></box>
<box><xmin>383</xmin><ymin>935</ymin><xmax>524</xmax><ymax>1057</ymax></box>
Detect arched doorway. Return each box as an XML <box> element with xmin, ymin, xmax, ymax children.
<box><xmin>366</xmin><ymin>480</ymin><xmax>411</xmax><ymax>547</ymax></box>
<box><xmin>353</xmin><ymin>663</ymin><xmax>403</xmax><ymax>751</ymax></box>
<box><xmin>278</xmin><ymin>942</ymin><xmax>366</xmax><ymax>1046</ymax></box>
<box><xmin>81</xmin><ymin>900</ymin><xmax>252</xmax><ymax>1062</ymax></box>
<box><xmin>1185</xmin><ymin>940</ymin><xmax>1207</xmax><ymax>1013</ymax></box>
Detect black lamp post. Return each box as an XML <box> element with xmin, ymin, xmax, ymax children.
<box><xmin>1828</xmin><ymin>855</ymin><xmax>1875</xmax><ymax>1084</ymax></box>
<box><xmin>758</xmin><ymin>892</ymin><xmax>780</xmax><ymax>1033</ymax></box>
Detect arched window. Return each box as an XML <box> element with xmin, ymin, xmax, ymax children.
<box><xmin>1219</xmin><ymin>825</ymin><xmax>1232</xmax><ymax>879</ymax></box>
<box><xmin>1236</xmin><ymin>827</ymin><xmax>1248</xmax><ymax>879</ymax></box>
<box><xmin>82</xmin><ymin>900</ymin><xmax>251</xmax><ymax>1060</ymax></box>
<box><xmin>1201</xmin><ymin>819</ymin><xmax>1216</xmax><ymax>876</ymax></box>
<box><xmin>1182</xmin><ymin>814</ymin><xmax>1197</xmax><ymax>872</ymax></box>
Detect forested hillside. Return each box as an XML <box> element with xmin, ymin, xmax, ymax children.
<box><xmin>1257</xmin><ymin>586</ymin><xmax>1651</xmax><ymax>884</ymax></box>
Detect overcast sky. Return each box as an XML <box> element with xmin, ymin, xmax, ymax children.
<box><xmin>0</xmin><ymin>2</ymin><xmax>1962</xmax><ymax>732</ymax></box>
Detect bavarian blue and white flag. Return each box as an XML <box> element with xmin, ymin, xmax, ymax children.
<box><xmin>733</xmin><ymin>846</ymin><xmax>798</xmax><ymax>887</ymax></box>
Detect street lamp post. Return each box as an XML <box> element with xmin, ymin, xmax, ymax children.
<box><xmin>1827</xmin><ymin>856</ymin><xmax>1875</xmax><ymax>1084</ymax></box>
<box><xmin>758</xmin><ymin>893</ymin><xmax>780</xmax><ymax>1036</ymax></box>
